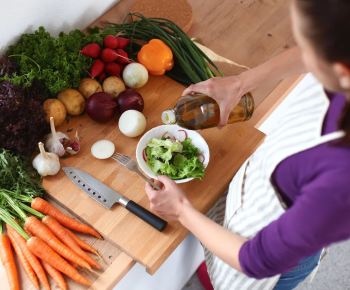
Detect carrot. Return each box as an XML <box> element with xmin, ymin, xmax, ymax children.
<box><xmin>8</xmin><ymin>232</ymin><xmax>39</xmax><ymax>288</ymax></box>
<box><xmin>31</xmin><ymin>198</ymin><xmax>103</xmax><ymax>240</ymax></box>
<box><xmin>65</xmin><ymin>228</ymin><xmax>100</xmax><ymax>256</ymax></box>
<box><xmin>23</xmin><ymin>226</ymin><xmax>33</xmax><ymax>238</ymax></box>
<box><xmin>27</xmin><ymin>237</ymin><xmax>91</xmax><ymax>286</ymax></box>
<box><xmin>24</xmin><ymin>226</ymin><xmax>67</xmax><ymax>290</ymax></box>
<box><xmin>0</xmin><ymin>232</ymin><xmax>19</xmax><ymax>290</ymax></box>
<box><xmin>6</xmin><ymin>224</ymin><xmax>50</xmax><ymax>290</ymax></box>
<box><xmin>42</xmin><ymin>216</ymin><xmax>100</xmax><ymax>269</ymax></box>
<box><xmin>25</xmin><ymin>216</ymin><xmax>91</xmax><ymax>270</ymax></box>
<box><xmin>41</xmin><ymin>260</ymin><xmax>67</xmax><ymax>290</ymax></box>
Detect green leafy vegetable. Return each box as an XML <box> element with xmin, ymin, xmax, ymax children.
<box><xmin>67</xmin><ymin>128</ymin><xmax>73</xmax><ymax>132</ymax></box>
<box><xmin>3</xmin><ymin>27</ymin><xmax>100</xmax><ymax>98</ymax></box>
<box><xmin>0</xmin><ymin>148</ymin><xmax>45</xmax><ymax>198</ymax></box>
<box><xmin>145</xmin><ymin>137</ymin><xmax>205</xmax><ymax>180</ymax></box>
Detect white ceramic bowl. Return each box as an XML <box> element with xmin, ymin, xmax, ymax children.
<box><xmin>136</xmin><ymin>125</ymin><xmax>210</xmax><ymax>183</ymax></box>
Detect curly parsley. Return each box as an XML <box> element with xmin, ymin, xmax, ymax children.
<box><xmin>4</xmin><ymin>27</ymin><xmax>102</xmax><ymax>98</ymax></box>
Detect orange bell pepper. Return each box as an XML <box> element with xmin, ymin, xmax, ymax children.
<box><xmin>137</xmin><ymin>39</ymin><xmax>174</xmax><ymax>75</ymax></box>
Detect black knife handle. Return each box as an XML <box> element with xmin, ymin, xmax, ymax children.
<box><xmin>126</xmin><ymin>201</ymin><xmax>167</xmax><ymax>232</ymax></box>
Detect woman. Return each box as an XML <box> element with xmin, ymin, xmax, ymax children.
<box><xmin>145</xmin><ymin>0</ymin><xmax>350</xmax><ymax>289</ymax></box>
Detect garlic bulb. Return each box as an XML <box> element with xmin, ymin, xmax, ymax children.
<box><xmin>44</xmin><ymin>117</ymin><xmax>68</xmax><ymax>157</ymax></box>
<box><xmin>66</xmin><ymin>130</ymin><xmax>81</xmax><ymax>155</ymax></box>
<box><xmin>32</xmin><ymin>142</ymin><xmax>61</xmax><ymax>176</ymax></box>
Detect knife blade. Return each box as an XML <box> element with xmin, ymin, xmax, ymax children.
<box><xmin>62</xmin><ymin>167</ymin><xmax>167</xmax><ymax>232</ymax></box>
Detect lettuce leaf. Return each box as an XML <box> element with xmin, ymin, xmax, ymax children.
<box><xmin>145</xmin><ymin>137</ymin><xmax>205</xmax><ymax>180</ymax></box>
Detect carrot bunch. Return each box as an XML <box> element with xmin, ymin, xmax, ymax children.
<box><xmin>0</xmin><ymin>194</ymin><xmax>104</xmax><ymax>290</ymax></box>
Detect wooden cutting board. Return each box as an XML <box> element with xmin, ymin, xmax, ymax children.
<box><xmin>42</xmin><ymin>74</ymin><xmax>265</xmax><ymax>274</ymax></box>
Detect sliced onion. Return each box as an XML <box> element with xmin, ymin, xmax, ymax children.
<box><xmin>198</xmin><ymin>154</ymin><xmax>205</xmax><ymax>164</ymax></box>
<box><xmin>143</xmin><ymin>148</ymin><xmax>147</xmax><ymax>162</ymax></box>
<box><xmin>91</xmin><ymin>140</ymin><xmax>115</xmax><ymax>159</ymax></box>
<box><xmin>177</xmin><ymin>130</ymin><xmax>188</xmax><ymax>142</ymax></box>
<box><xmin>162</xmin><ymin>131</ymin><xmax>170</xmax><ymax>138</ymax></box>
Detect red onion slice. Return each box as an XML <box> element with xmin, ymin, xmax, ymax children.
<box><xmin>198</xmin><ymin>154</ymin><xmax>205</xmax><ymax>163</ymax></box>
<box><xmin>143</xmin><ymin>148</ymin><xmax>147</xmax><ymax>162</ymax></box>
<box><xmin>162</xmin><ymin>131</ymin><xmax>170</xmax><ymax>138</ymax></box>
<box><xmin>177</xmin><ymin>130</ymin><xmax>188</xmax><ymax>142</ymax></box>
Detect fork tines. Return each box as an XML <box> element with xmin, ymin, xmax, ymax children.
<box><xmin>111</xmin><ymin>153</ymin><xmax>131</xmax><ymax>166</ymax></box>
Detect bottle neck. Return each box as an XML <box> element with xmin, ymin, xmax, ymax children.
<box><xmin>162</xmin><ymin>109</ymin><xmax>177</xmax><ymax>124</ymax></box>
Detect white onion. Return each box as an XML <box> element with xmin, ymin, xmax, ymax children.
<box><xmin>118</xmin><ymin>110</ymin><xmax>147</xmax><ymax>137</ymax></box>
<box><xmin>91</xmin><ymin>140</ymin><xmax>115</xmax><ymax>159</ymax></box>
<box><xmin>122</xmin><ymin>63</ymin><xmax>149</xmax><ymax>89</ymax></box>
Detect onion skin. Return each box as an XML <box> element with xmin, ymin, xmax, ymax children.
<box><xmin>116</xmin><ymin>89</ymin><xmax>144</xmax><ymax>114</ymax></box>
<box><xmin>86</xmin><ymin>92</ymin><xmax>117</xmax><ymax>123</ymax></box>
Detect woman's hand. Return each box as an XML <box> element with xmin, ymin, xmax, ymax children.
<box><xmin>182</xmin><ymin>76</ymin><xmax>244</xmax><ymax>129</ymax></box>
<box><xmin>145</xmin><ymin>175</ymin><xmax>194</xmax><ymax>221</ymax></box>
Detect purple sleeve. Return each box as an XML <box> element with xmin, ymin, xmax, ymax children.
<box><xmin>238</xmin><ymin>167</ymin><xmax>350</xmax><ymax>279</ymax></box>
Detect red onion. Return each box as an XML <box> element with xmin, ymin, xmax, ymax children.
<box><xmin>143</xmin><ymin>148</ymin><xmax>147</xmax><ymax>162</ymax></box>
<box><xmin>198</xmin><ymin>154</ymin><xmax>205</xmax><ymax>163</ymax></box>
<box><xmin>177</xmin><ymin>130</ymin><xmax>188</xmax><ymax>142</ymax></box>
<box><xmin>86</xmin><ymin>92</ymin><xmax>117</xmax><ymax>123</ymax></box>
<box><xmin>116</xmin><ymin>89</ymin><xmax>144</xmax><ymax>114</ymax></box>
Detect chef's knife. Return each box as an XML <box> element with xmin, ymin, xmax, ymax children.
<box><xmin>62</xmin><ymin>167</ymin><xmax>167</xmax><ymax>232</ymax></box>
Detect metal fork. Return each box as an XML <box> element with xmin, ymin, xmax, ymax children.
<box><xmin>112</xmin><ymin>153</ymin><xmax>161</xmax><ymax>190</ymax></box>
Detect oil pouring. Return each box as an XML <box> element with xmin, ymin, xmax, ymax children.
<box><xmin>162</xmin><ymin>93</ymin><xmax>254</xmax><ymax>130</ymax></box>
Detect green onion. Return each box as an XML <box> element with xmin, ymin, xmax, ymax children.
<box><xmin>94</xmin><ymin>13</ymin><xmax>225</xmax><ymax>86</ymax></box>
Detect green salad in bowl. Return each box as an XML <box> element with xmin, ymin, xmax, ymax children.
<box><xmin>136</xmin><ymin>125</ymin><xmax>209</xmax><ymax>183</ymax></box>
<box><xmin>145</xmin><ymin>136</ymin><xmax>205</xmax><ymax>180</ymax></box>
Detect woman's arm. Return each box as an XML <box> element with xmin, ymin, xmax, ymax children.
<box><xmin>239</xmin><ymin>46</ymin><xmax>306</xmax><ymax>93</ymax></box>
<box><xmin>145</xmin><ymin>176</ymin><xmax>246</xmax><ymax>272</ymax></box>
<box><xmin>180</xmin><ymin>199</ymin><xmax>246</xmax><ymax>272</ymax></box>
<box><xmin>182</xmin><ymin>46</ymin><xmax>306</xmax><ymax>128</ymax></box>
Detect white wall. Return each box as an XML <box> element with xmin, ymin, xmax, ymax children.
<box><xmin>0</xmin><ymin>0</ymin><xmax>120</xmax><ymax>55</ymax></box>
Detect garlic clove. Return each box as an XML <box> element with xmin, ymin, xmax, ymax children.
<box><xmin>66</xmin><ymin>130</ymin><xmax>81</xmax><ymax>155</ymax></box>
<box><xmin>44</xmin><ymin>117</ymin><xmax>66</xmax><ymax>157</ymax></box>
<box><xmin>57</xmin><ymin>132</ymin><xmax>70</xmax><ymax>146</ymax></box>
<box><xmin>32</xmin><ymin>142</ymin><xmax>61</xmax><ymax>176</ymax></box>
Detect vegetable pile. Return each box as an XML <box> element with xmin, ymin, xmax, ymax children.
<box><xmin>90</xmin><ymin>13</ymin><xmax>225</xmax><ymax>86</ymax></box>
<box><xmin>2</xmin><ymin>27</ymin><xmax>96</xmax><ymax>97</ymax></box>
<box><xmin>145</xmin><ymin>135</ymin><xmax>205</xmax><ymax>180</ymax></box>
<box><xmin>0</xmin><ymin>56</ymin><xmax>49</xmax><ymax>156</ymax></box>
<box><xmin>0</xmin><ymin>149</ymin><xmax>105</xmax><ymax>289</ymax></box>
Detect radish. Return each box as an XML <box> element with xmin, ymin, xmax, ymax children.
<box><xmin>99</xmin><ymin>72</ymin><xmax>107</xmax><ymax>82</ymax></box>
<box><xmin>101</xmin><ymin>48</ymin><xmax>118</xmax><ymax>62</ymax></box>
<box><xmin>104</xmin><ymin>35</ymin><xmax>119</xmax><ymax>49</ymax></box>
<box><xmin>119</xmin><ymin>63</ymin><xmax>127</xmax><ymax>74</ymax></box>
<box><xmin>80</xmin><ymin>43</ymin><xmax>101</xmax><ymax>58</ymax></box>
<box><xmin>117</xmin><ymin>38</ymin><xmax>131</xmax><ymax>49</ymax></box>
<box><xmin>115</xmin><ymin>49</ymin><xmax>130</xmax><ymax>64</ymax></box>
<box><xmin>91</xmin><ymin>140</ymin><xmax>115</xmax><ymax>159</ymax></box>
<box><xmin>90</xmin><ymin>59</ymin><xmax>105</xmax><ymax>78</ymax></box>
<box><xmin>105</xmin><ymin>62</ymin><xmax>121</xmax><ymax>76</ymax></box>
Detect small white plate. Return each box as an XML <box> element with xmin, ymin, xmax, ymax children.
<box><xmin>136</xmin><ymin>125</ymin><xmax>210</xmax><ymax>183</ymax></box>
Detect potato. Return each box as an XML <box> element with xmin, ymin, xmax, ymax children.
<box><xmin>78</xmin><ymin>78</ymin><xmax>102</xmax><ymax>99</ymax></box>
<box><xmin>57</xmin><ymin>88</ymin><xmax>85</xmax><ymax>115</ymax></box>
<box><xmin>102</xmin><ymin>76</ymin><xmax>126</xmax><ymax>99</ymax></box>
<box><xmin>43</xmin><ymin>99</ymin><xmax>66</xmax><ymax>127</ymax></box>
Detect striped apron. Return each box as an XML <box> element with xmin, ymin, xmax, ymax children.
<box><xmin>204</xmin><ymin>82</ymin><xmax>345</xmax><ymax>290</ymax></box>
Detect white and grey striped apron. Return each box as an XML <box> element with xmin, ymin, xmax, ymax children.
<box><xmin>204</xmin><ymin>82</ymin><xmax>345</xmax><ymax>290</ymax></box>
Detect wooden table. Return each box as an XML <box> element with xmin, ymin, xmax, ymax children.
<box><xmin>1</xmin><ymin>0</ymin><xmax>304</xmax><ymax>289</ymax></box>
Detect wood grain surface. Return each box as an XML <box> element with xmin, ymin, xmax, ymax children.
<box><xmin>40</xmin><ymin>74</ymin><xmax>265</xmax><ymax>275</ymax></box>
